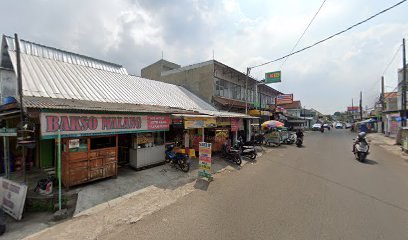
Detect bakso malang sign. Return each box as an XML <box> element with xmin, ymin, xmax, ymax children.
<box><xmin>40</xmin><ymin>113</ymin><xmax>170</xmax><ymax>139</ymax></box>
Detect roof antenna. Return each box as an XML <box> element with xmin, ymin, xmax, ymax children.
<box><xmin>212</xmin><ymin>49</ymin><xmax>214</xmax><ymax>60</ymax></box>
<box><xmin>161</xmin><ymin>50</ymin><xmax>163</xmax><ymax>60</ymax></box>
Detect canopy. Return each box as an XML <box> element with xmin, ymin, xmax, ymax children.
<box><xmin>261</xmin><ymin>120</ymin><xmax>284</xmax><ymax>129</ymax></box>
<box><xmin>357</xmin><ymin>118</ymin><xmax>376</xmax><ymax>124</ymax></box>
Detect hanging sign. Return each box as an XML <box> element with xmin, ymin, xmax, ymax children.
<box><xmin>276</xmin><ymin>94</ymin><xmax>293</xmax><ymax>105</ymax></box>
<box><xmin>265</xmin><ymin>71</ymin><xmax>281</xmax><ymax>83</ymax></box>
<box><xmin>0</xmin><ymin>177</ymin><xmax>28</xmax><ymax>220</ymax></box>
<box><xmin>198</xmin><ymin>142</ymin><xmax>212</xmax><ymax>180</ymax></box>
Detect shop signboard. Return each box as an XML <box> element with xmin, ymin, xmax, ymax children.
<box><xmin>40</xmin><ymin>113</ymin><xmax>171</xmax><ymax>139</ymax></box>
<box><xmin>198</xmin><ymin>142</ymin><xmax>212</xmax><ymax>180</ymax></box>
<box><xmin>0</xmin><ymin>128</ymin><xmax>17</xmax><ymax>137</ymax></box>
<box><xmin>184</xmin><ymin>117</ymin><xmax>216</xmax><ymax>129</ymax></box>
<box><xmin>216</xmin><ymin>117</ymin><xmax>230</xmax><ymax>126</ymax></box>
<box><xmin>0</xmin><ymin>177</ymin><xmax>28</xmax><ymax>220</ymax></box>
<box><xmin>231</xmin><ymin>118</ymin><xmax>240</xmax><ymax>132</ymax></box>
<box><xmin>265</xmin><ymin>71</ymin><xmax>281</xmax><ymax>83</ymax></box>
<box><xmin>276</xmin><ymin>94</ymin><xmax>293</xmax><ymax>105</ymax></box>
<box><xmin>347</xmin><ymin>106</ymin><xmax>359</xmax><ymax>112</ymax></box>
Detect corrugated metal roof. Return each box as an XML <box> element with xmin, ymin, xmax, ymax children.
<box><xmin>8</xmin><ymin>52</ymin><xmax>217</xmax><ymax>112</ymax></box>
<box><xmin>23</xmin><ymin>96</ymin><xmax>192</xmax><ymax>114</ymax></box>
<box><xmin>4</xmin><ymin>35</ymin><xmax>127</xmax><ymax>74</ymax></box>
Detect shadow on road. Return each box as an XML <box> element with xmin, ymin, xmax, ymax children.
<box><xmin>362</xmin><ymin>159</ymin><xmax>378</xmax><ymax>165</ymax></box>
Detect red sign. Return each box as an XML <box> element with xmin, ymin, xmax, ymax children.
<box><xmin>347</xmin><ymin>106</ymin><xmax>359</xmax><ymax>112</ymax></box>
<box><xmin>40</xmin><ymin>113</ymin><xmax>170</xmax><ymax>139</ymax></box>
<box><xmin>231</xmin><ymin>118</ymin><xmax>239</xmax><ymax>132</ymax></box>
<box><xmin>147</xmin><ymin>116</ymin><xmax>171</xmax><ymax>130</ymax></box>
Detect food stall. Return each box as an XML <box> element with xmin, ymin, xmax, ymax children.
<box><xmin>40</xmin><ymin>112</ymin><xmax>171</xmax><ymax>187</ymax></box>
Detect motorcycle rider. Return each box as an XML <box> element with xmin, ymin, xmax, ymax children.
<box><xmin>352</xmin><ymin>132</ymin><xmax>369</xmax><ymax>153</ymax></box>
<box><xmin>295</xmin><ymin>129</ymin><xmax>304</xmax><ymax>140</ymax></box>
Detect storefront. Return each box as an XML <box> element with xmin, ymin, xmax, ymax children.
<box><xmin>39</xmin><ymin>112</ymin><xmax>170</xmax><ymax>187</ymax></box>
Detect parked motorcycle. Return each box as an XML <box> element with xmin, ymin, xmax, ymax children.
<box><xmin>283</xmin><ymin>133</ymin><xmax>296</xmax><ymax>145</ymax></box>
<box><xmin>320</xmin><ymin>127</ymin><xmax>324</xmax><ymax>133</ymax></box>
<box><xmin>165</xmin><ymin>144</ymin><xmax>190</xmax><ymax>172</ymax></box>
<box><xmin>353</xmin><ymin>132</ymin><xmax>369</xmax><ymax>162</ymax></box>
<box><xmin>234</xmin><ymin>138</ymin><xmax>257</xmax><ymax>159</ymax></box>
<box><xmin>222</xmin><ymin>142</ymin><xmax>242</xmax><ymax>165</ymax></box>
<box><xmin>296</xmin><ymin>137</ymin><xmax>303</xmax><ymax>147</ymax></box>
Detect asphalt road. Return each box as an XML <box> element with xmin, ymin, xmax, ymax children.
<box><xmin>101</xmin><ymin>130</ymin><xmax>408</xmax><ymax>240</ymax></box>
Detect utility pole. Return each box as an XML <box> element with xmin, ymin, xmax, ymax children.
<box><xmin>15</xmin><ymin>33</ymin><xmax>26</xmax><ymax>183</ymax></box>
<box><xmin>402</xmin><ymin>38</ymin><xmax>407</xmax><ymax>127</ymax></box>
<box><xmin>381</xmin><ymin>76</ymin><xmax>385</xmax><ymax>133</ymax></box>
<box><xmin>352</xmin><ymin>98</ymin><xmax>354</xmax><ymax>122</ymax></box>
<box><xmin>360</xmin><ymin>91</ymin><xmax>363</xmax><ymax>120</ymax></box>
<box><xmin>245</xmin><ymin>67</ymin><xmax>250</xmax><ymax>115</ymax></box>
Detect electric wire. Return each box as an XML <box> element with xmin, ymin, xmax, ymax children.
<box><xmin>280</xmin><ymin>0</ymin><xmax>327</xmax><ymax>69</ymax></box>
<box><xmin>250</xmin><ymin>0</ymin><xmax>407</xmax><ymax>69</ymax></box>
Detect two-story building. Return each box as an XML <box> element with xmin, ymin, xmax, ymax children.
<box><xmin>141</xmin><ymin>59</ymin><xmax>282</xmax><ymax>115</ymax></box>
<box><xmin>383</xmin><ymin>92</ymin><xmax>399</xmax><ymax>137</ymax></box>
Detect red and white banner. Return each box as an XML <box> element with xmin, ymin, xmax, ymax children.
<box><xmin>40</xmin><ymin>113</ymin><xmax>170</xmax><ymax>138</ymax></box>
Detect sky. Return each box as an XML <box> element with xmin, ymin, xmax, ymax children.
<box><xmin>1</xmin><ymin>0</ymin><xmax>407</xmax><ymax>114</ymax></box>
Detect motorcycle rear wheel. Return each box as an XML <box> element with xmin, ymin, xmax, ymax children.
<box><xmin>235</xmin><ymin>155</ymin><xmax>242</xmax><ymax>165</ymax></box>
<box><xmin>179</xmin><ymin>159</ymin><xmax>190</xmax><ymax>172</ymax></box>
<box><xmin>249</xmin><ymin>152</ymin><xmax>257</xmax><ymax>159</ymax></box>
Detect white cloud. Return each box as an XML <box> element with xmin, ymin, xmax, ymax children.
<box><xmin>0</xmin><ymin>0</ymin><xmax>407</xmax><ymax>114</ymax></box>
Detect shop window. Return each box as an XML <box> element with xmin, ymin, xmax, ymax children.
<box><xmin>90</xmin><ymin>136</ymin><xmax>116</xmax><ymax>150</ymax></box>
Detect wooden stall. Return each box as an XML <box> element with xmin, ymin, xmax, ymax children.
<box><xmin>61</xmin><ymin>135</ymin><xmax>118</xmax><ymax>188</ymax></box>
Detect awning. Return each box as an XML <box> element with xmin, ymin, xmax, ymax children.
<box><xmin>0</xmin><ymin>110</ymin><xmax>21</xmax><ymax>119</ymax></box>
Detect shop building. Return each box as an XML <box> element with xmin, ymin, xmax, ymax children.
<box><xmin>0</xmin><ymin>35</ymin><xmax>253</xmax><ymax>186</ymax></box>
<box><xmin>141</xmin><ymin>59</ymin><xmax>279</xmax><ymax>135</ymax></box>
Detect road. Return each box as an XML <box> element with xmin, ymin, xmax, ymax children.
<box><xmin>101</xmin><ymin>130</ymin><xmax>408</xmax><ymax>240</ymax></box>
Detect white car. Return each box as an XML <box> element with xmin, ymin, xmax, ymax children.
<box><xmin>345</xmin><ymin>123</ymin><xmax>352</xmax><ymax>129</ymax></box>
<box><xmin>312</xmin><ymin>123</ymin><xmax>322</xmax><ymax>131</ymax></box>
<box><xmin>335</xmin><ymin>123</ymin><xmax>343</xmax><ymax>129</ymax></box>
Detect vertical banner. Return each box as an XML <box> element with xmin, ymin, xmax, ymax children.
<box><xmin>198</xmin><ymin>142</ymin><xmax>212</xmax><ymax>180</ymax></box>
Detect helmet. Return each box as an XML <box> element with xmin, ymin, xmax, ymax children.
<box><xmin>358</xmin><ymin>132</ymin><xmax>366</xmax><ymax>138</ymax></box>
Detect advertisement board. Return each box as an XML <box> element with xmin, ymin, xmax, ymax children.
<box><xmin>184</xmin><ymin>117</ymin><xmax>216</xmax><ymax>129</ymax></box>
<box><xmin>198</xmin><ymin>142</ymin><xmax>212</xmax><ymax>180</ymax></box>
<box><xmin>40</xmin><ymin>113</ymin><xmax>171</xmax><ymax>139</ymax></box>
<box><xmin>0</xmin><ymin>177</ymin><xmax>28</xmax><ymax>220</ymax></box>
<box><xmin>265</xmin><ymin>71</ymin><xmax>281</xmax><ymax>83</ymax></box>
<box><xmin>276</xmin><ymin>94</ymin><xmax>293</xmax><ymax>105</ymax></box>
<box><xmin>347</xmin><ymin>106</ymin><xmax>359</xmax><ymax>112</ymax></box>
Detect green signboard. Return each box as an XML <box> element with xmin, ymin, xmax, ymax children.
<box><xmin>265</xmin><ymin>71</ymin><xmax>281</xmax><ymax>83</ymax></box>
<box><xmin>0</xmin><ymin>128</ymin><xmax>17</xmax><ymax>137</ymax></box>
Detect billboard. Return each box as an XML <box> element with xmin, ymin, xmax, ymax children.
<box><xmin>347</xmin><ymin>106</ymin><xmax>359</xmax><ymax>112</ymax></box>
<box><xmin>276</xmin><ymin>94</ymin><xmax>293</xmax><ymax>105</ymax></box>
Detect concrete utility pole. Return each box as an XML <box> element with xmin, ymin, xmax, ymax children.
<box><xmin>245</xmin><ymin>67</ymin><xmax>250</xmax><ymax>115</ymax></box>
<box><xmin>402</xmin><ymin>38</ymin><xmax>407</xmax><ymax>127</ymax></box>
<box><xmin>360</xmin><ymin>91</ymin><xmax>363</xmax><ymax>120</ymax></box>
<box><xmin>381</xmin><ymin>76</ymin><xmax>385</xmax><ymax>133</ymax></box>
<box><xmin>350</xmin><ymin>98</ymin><xmax>354</xmax><ymax>121</ymax></box>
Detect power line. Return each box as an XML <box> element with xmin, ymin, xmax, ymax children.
<box><xmin>280</xmin><ymin>0</ymin><xmax>327</xmax><ymax>69</ymax></box>
<box><xmin>382</xmin><ymin>44</ymin><xmax>403</xmax><ymax>75</ymax></box>
<box><xmin>250</xmin><ymin>0</ymin><xmax>407</xmax><ymax>69</ymax></box>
